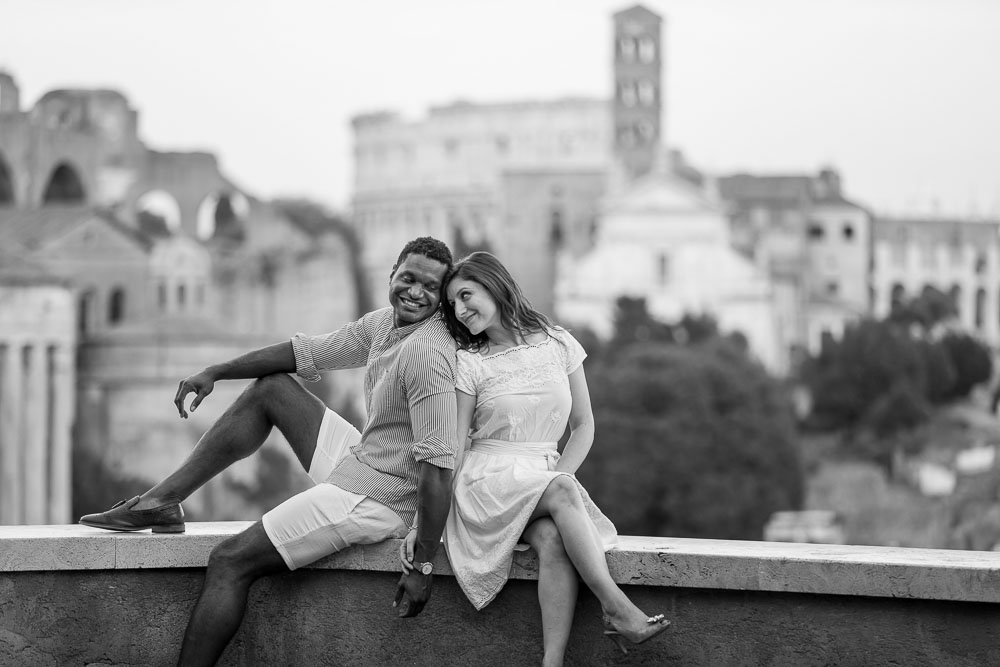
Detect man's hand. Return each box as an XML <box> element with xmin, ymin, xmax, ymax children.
<box><xmin>399</xmin><ymin>528</ymin><xmax>417</xmax><ymax>573</ymax></box>
<box><xmin>174</xmin><ymin>371</ymin><xmax>216</xmax><ymax>418</ymax></box>
<box><xmin>393</xmin><ymin>570</ymin><xmax>433</xmax><ymax>618</ymax></box>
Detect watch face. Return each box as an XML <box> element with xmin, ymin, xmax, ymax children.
<box><xmin>420</xmin><ymin>562</ymin><xmax>433</xmax><ymax>575</ymax></box>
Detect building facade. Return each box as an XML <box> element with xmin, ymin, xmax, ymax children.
<box><xmin>0</xmin><ymin>70</ymin><xmax>359</xmax><ymax>523</ymax></box>
<box><xmin>872</xmin><ymin>217</ymin><xmax>1000</xmax><ymax>345</ymax></box>
<box><xmin>0</xmin><ymin>254</ymin><xmax>75</xmax><ymax>524</ymax></box>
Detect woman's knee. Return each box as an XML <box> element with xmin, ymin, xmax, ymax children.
<box><xmin>542</xmin><ymin>476</ymin><xmax>583</xmax><ymax>510</ymax></box>
<box><xmin>528</xmin><ymin>519</ymin><xmax>569</xmax><ymax>562</ymax></box>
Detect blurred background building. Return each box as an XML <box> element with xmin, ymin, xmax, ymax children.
<box><xmin>0</xmin><ymin>73</ymin><xmax>359</xmax><ymax>523</ymax></box>
<box><xmin>1</xmin><ymin>3</ymin><xmax>998</xmax><ymax>538</ymax></box>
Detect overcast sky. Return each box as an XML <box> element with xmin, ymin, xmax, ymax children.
<box><xmin>2</xmin><ymin>0</ymin><xmax>997</xmax><ymax>217</ymax></box>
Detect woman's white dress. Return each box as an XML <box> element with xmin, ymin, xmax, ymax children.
<box><xmin>443</xmin><ymin>327</ymin><xmax>618</xmax><ymax>610</ymax></box>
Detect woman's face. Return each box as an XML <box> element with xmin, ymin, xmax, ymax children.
<box><xmin>447</xmin><ymin>277</ymin><xmax>500</xmax><ymax>336</ymax></box>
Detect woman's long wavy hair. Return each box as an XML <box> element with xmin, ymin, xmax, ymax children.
<box><xmin>443</xmin><ymin>251</ymin><xmax>556</xmax><ymax>353</ymax></box>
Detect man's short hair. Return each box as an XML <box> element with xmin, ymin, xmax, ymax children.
<box><xmin>393</xmin><ymin>237</ymin><xmax>453</xmax><ymax>273</ymax></box>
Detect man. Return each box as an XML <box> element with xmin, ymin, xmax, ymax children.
<box><xmin>79</xmin><ymin>236</ymin><xmax>458</xmax><ymax>666</ymax></box>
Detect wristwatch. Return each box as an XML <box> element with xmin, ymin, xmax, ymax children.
<box><xmin>415</xmin><ymin>561</ymin><xmax>434</xmax><ymax>575</ymax></box>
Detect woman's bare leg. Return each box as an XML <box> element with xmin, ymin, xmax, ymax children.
<box><xmin>523</xmin><ymin>518</ymin><xmax>578</xmax><ymax>667</ymax></box>
<box><xmin>530</xmin><ymin>476</ymin><xmax>667</xmax><ymax>643</ymax></box>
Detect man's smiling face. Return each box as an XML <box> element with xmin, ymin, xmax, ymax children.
<box><xmin>388</xmin><ymin>253</ymin><xmax>449</xmax><ymax>327</ymax></box>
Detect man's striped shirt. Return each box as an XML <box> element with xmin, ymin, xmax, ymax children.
<box><xmin>291</xmin><ymin>307</ymin><xmax>458</xmax><ymax>526</ymax></box>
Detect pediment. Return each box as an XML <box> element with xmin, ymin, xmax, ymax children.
<box><xmin>604</xmin><ymin>174</ymin><xmax>720</xmax><ymax>216</ymax></box>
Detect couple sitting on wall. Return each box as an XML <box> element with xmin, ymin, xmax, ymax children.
<box><xmin>79</xmin><ymin>237</ymin><xmax>670</xmax><ymax>667</ymax></box>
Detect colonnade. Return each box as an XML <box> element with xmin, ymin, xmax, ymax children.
<box><xmin>0</xmin><ymin>341</ymin><xmax>74</xmax><ymax>524</ymax></box>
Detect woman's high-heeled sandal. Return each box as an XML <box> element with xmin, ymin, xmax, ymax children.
<box><xmin>603</xmin><ymin>613</ymin><xmax>671</xmax><ymax>655</ymax></box>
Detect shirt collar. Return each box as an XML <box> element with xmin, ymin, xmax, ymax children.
<box><xmin>392</xmin><ymin>310</ymin><xmax>443</xmax><ymax>339</ymax></box>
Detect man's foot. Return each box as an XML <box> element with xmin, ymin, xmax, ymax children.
<box><xmin>79</xmin><ymin>496</ymin><xmax>185</xmax><ymax>533</ymax></box>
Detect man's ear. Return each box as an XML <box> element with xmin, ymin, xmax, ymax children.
<box><xmin>389</xmin><ymin>264</ymin><xmax>398</xmax><ymax>282</ymax></box>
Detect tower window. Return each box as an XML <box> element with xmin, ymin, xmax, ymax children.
<box><xmin>620</xmin><ymin>81</ymin><xmax>637</xmax><ymax>107</ymax></box>
<box><xmin>638</xmin><ymin>80</ymin><xmax>656</xmax><ymax>106</ymax></box>
<box><xmin>842</xmin><ymin>223</ymin><xmax>855</xmax><ymax>241</ymax></box>
<box><xmin>619</xmin><ymin>37</ymin><xmax>636</xmax><ymax>62</ymax></box>
<box><xmin>638</xmin><ymin>36</ymin><xmax>656</xmax><ymax>63</ymax></box>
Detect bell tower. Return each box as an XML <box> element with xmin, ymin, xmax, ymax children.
<box><xmin>612</xmin><ymin>5</ymin><xmax>663</xmax><ymax>180</ymax></box>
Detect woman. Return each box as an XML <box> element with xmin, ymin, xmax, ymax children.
<box><xmin>401</xmin><ymin>252</ymin><xmax>669</xmax><ymax>665</ymax></box>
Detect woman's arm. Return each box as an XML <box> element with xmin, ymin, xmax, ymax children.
<box><xmin>454</xmin><ymin>389</ymin><xmax>477</xmax><ymax>469</ymax></box>
<box><xmin>554</xmin><ymin>366</ymin><xmax>595</xmax><ymax>474</ymax></box>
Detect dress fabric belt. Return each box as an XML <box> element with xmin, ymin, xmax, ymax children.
<box><xmin>469</xmin><ymin>439</ymin><xmax>560</xmax><ymax>470</ymax></box>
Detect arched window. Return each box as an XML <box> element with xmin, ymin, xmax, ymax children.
<box><xmin>78</xmin><ymin>289</ymin><xmax>96</xmax><ymax>335</ymax></box>
<box><xmin>619</xmin><ymin>37</ymin><xmax>637</xmax><ymax>62</ymax></box>
<box><xmin>890</xmin><ymin>283</ymin><xmax>906</xmax><ymax>311</ymax></box>
<box><xmin>975</xmin><ymin>288</ymin><xmax>986</xmax><ymax>329</ymax></box>
<box><xmin>108</xmin><ymin>287</ymin><xmax>126</xmax><ymax>325</ymax></box>
<box><xmin>638</xmin><ymin>35</ymin><xmax>656</xmax><ymax>63</ymax></box>
<box><xmin>0</xmin><ymin>152</ymin><xmax>14</xmax><ymax>205</ymax></box>
<box><xmin>136</xmin><ymin>190</ymin><xmax>182</xmax><ymax>236</ymax></box>
<box><xmin>949</xmin><ymin>285</ymin><xmax>962</xmax><ymax>318</ymax></box>
<box><xmin>42</xmin><ymin>162</ymin><xmax>85</xmax><ymax>203</ymax></box>
<box><xmin>196</xmin><ymin>191</ymin><xmax>249</xmax><ymax>241</ymax></box>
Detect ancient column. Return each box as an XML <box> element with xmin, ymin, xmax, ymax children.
<box><xmin>48</xmin><ymin>343</ymin><xmax>75</xmax><ymax>523</ymax></box>
<box><xmin>23</xmin><ymin>342</ymin><xmax>48</xmax><ymax>524</ymax></box>
<box><xmin>0</xmin><ymin>341</ymin><xmax>25</xmax><ymax>523</ymax></box>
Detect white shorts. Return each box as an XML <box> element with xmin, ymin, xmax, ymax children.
<box><xmin>261</xmin><ymin>409</ymin><xmax>408</xmax><ymax>570</ymax></box>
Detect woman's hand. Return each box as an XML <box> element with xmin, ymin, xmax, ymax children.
<box><xmin>399</xmin><ymin>527</ymin><xmax>417</xmax><ymax>573</ymax></box>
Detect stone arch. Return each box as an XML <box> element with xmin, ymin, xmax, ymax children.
<box><xmin>0</xmin><ymin>151</ymin><xmax>14</xmax><ymax>205</ymax></box>
<box><xmin>196</xmin><ymin>191</ymin><xmax>249</xmax><ymax>242</ymax></box>
<box><xmin>42</xmin><ymin>162</ymin><xmax>86</xmax><ymax>204</ymax></box>
<box><xmin>135</xmin><ymin>189</ymin><xmax>182</xmax><ymax>236</ymax></box>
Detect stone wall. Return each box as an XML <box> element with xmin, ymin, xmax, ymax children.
<box><xmin>2</xmin><ymin>524</ymin><xmax>999</xmax><ymax>666</ymax></box>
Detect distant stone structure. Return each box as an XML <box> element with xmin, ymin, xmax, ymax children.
<box><xmin>872</xmin><ymin>216</ymin><xmax>1000</xmax><ymax>345</ymax></box>
<box><xmin>350</xmin><ymin>5</ymin><xmax>666</xmax><ymax>318</ymax></box>
<box><xmin>0</xmin><ymin>254</ymin><xmax>75</xmax><ymax>523</ymax></box>
<box><xmin>716</xmin><ymin>168</ymin><xmax>873</xmax><ymax>364</ymax></box>
<box><xmin>0</xmin><ymin>70</ymin><xmax>359</xmax><ymax>523</ymax></box>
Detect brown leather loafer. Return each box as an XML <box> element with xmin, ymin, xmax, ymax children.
<box><xmin>79</xmin><ymin>496</ymin><xmax>185</xmax><ymax>533</ymax></box>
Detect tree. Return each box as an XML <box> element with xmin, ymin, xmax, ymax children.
<box><xmin>579</xmin><ymin>340</ymin><xmax>804</xmax><ymax>540</ymax></box>
<box><xmin>802</xmin><ymin>319</ymin><xmax>929</xmax><ymax>431</ymax></box>
<box><xmin>940</xmin><ymin>332</ymin><xmax>993</xmax><ymax>399</ymax></box>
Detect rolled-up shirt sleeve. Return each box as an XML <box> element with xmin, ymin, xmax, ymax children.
<box><xmin>403</xmin><ymin>343</ymin><xmax>459</xmax><ymax>469</ymax></box>
<box><xmin>291</xmin><ymin>310</ymin><xmax>380</xmax><ymax>382</ymax></box>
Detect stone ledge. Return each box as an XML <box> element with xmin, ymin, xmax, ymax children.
<box><xmin>2</xmin><ymin>523</ymin><xmax>999</xmax><ymax>604</ymax></box>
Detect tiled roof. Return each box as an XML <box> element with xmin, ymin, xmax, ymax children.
<box><xmin>0</xmin><ymin>205</ymin><xmax>151</xmax><ymax>252</ymax></box>
<box><xmin>717</xmin><ymin>174</ymin><xmax>815</xmax><ymax>204</ymax></box>
<box><xmin>0</xmin><ymin>250</ymin><xmax>67</xmax><ymax>286</ymax></box>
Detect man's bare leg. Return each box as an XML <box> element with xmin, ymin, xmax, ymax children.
<box><xmin>134</xmin><ymin>373</ymin><xmax>326</xmax><ymax>510</ymax></box>
<box><xmin>177</xmin><ymin>522</ymin><xmax>288</xmax><ymax>667</ymax></box>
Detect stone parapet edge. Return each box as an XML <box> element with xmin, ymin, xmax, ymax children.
<box><xmin>2</xmin><ymin>523</ymin><xmax>999</xmax><ymax>604</ymax></box>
